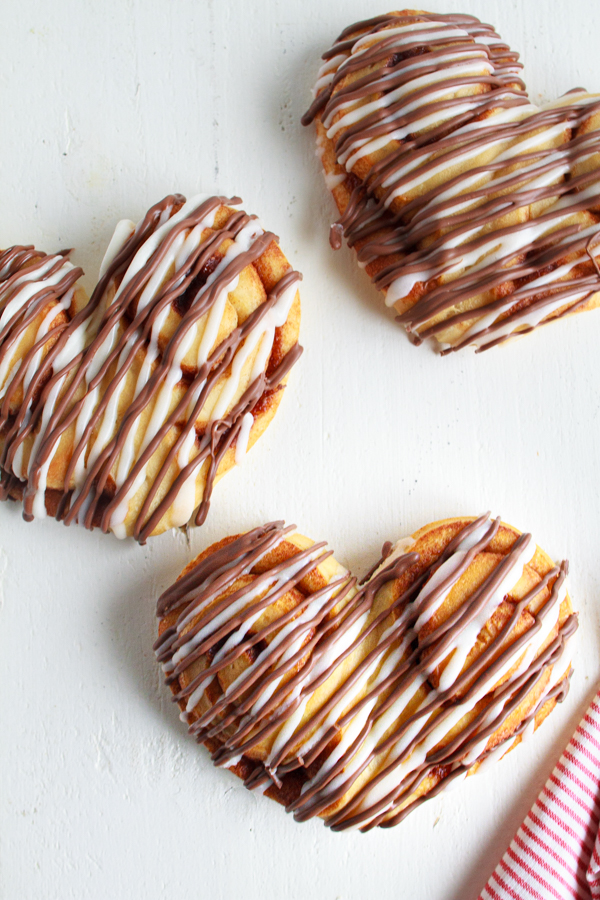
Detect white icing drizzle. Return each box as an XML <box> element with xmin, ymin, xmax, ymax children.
<box><xmin>235</xmin><ymin>412</ymin><xmax>254</xmax><ymax>465</ymax></box>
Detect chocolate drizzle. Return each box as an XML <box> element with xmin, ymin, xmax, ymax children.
<box><xmin>0</xmin><ymin>195</ymin><xmax>302</xmax><ymax>541</ymax></box>
<box><xmin>304</xmin><ymin>11</ymin><xmax>600</xmax><ymax>351</ymax></box>
<box><xmin>156</xmin><ymin>514</ymin><xmax>576</xmax><ymax>831</ymax></box>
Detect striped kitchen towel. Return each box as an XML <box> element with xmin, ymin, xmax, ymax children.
<box><xmin>479</xmin><ymin>693</ymin><xmax>600</xmax><ymax>900</ymax></box>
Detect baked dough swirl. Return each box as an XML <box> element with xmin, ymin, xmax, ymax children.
<box><xmin>0</xmin><ymin>195</ymin><xmax>302</xmax><ymax>540</ymax></box>
<box><xmin>303</xmin><ymin>11</ymin><xmax>600</xmax><ymax>352</ymax></box>
<box><xmin>155</xmin><ymin>514</ymin><xmax>576</xmax><ymax>830</ymax></box>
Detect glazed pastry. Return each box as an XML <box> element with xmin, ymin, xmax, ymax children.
<box><xmin>155</xmin><ymin>514</ymin><xmax>576</xmax><ymax>831</ymax></box>
<box><xmin>0</xmin><ymin>195</ymin><xmax>302</xmax><ymax>541</ymax></box>
<box><xmin>303</xmin><ymin>11</ymin><xmax>600</xmax><ymax>352</ymax></box>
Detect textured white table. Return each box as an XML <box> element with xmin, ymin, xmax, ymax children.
<box><xmin>2</xmin><ymin>1</ymin><xmax>600</xmax><ymax>898</ymax></box>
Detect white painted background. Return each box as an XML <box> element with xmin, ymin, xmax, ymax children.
<box><xmin>1</xmin><ymin>1</ymin><xmax>600</xmax><ymax>898</ymax></box>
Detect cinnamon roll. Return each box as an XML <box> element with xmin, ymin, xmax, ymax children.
<box><xmin>155</xmin><ymin>514</ymin><xmax>576</xmax><ymax>830</ymax></box>
<box><xmin>0</xmin><ymin>195</ymin><xmax>302</xmax><ymax>541</ymax></box>
<box><xmin>303</xmin><ymin>11</ymin><xmax>600</xmax><ymax>352</ymax></box>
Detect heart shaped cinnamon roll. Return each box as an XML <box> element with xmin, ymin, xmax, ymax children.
<box><xmin>0</xmin><ymin>195</ymin><xmax>302</xmax><ymax>541</ymax></box>
<box><xmin>303</xmin><ymin>11</ymin><xmax>600</xmax><ymax>352</ymax></box>
<box><xmin>155</xmin><ymin>514</ymin><xmax>576</xmax><ymax>831</ymax></box>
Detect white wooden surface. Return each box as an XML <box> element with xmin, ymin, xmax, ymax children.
<box><xmin>2</xmin><ymin>1</ymin><xmax>600</xmax><ymax>898</ymax></box>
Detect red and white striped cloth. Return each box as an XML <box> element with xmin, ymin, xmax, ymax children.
<box><xmin>479</xmin><ymin>693</ymin><xmax>600</xmax><ymax>900</ymax></box>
